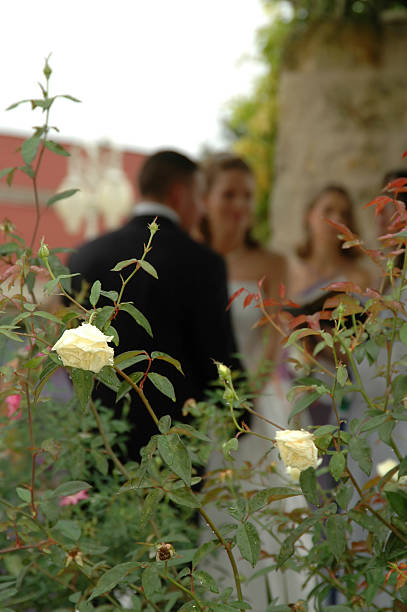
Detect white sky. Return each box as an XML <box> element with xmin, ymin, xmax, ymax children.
<box><xmin>0</xmin><ymin>0</ymin><xmax>267</xmax><ymax>157</ymax></box>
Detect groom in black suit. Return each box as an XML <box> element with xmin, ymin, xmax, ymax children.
<box><xmin>68</xmin><ymin>150</ymin><xmax>239</xmax><ymax>461</ymax></box>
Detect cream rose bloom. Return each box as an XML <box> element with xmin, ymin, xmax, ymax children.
<box><xmin>52</xmin><ymin>323</ymin><xmax>114</xmax><ymax>373</ymax></box>
<box><xmin>275</xmin><ymin>429</ymin><xmax>319</xmax><ymax>472</ymax></box>
<box><xmin>377</xmin><ymin>458</ymin><xmax>407</xmax><ymax>483</ymax></box>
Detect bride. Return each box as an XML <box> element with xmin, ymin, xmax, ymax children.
<box><xmin>197</xmin><ymin>153</ymin><xmax>313</xmax><ymax>610</ymax></box>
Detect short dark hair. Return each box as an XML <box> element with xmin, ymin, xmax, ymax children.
<box><xmin>138</xmin><ymin>150</ymin><xmax>198</xmax><ymax>200</ymax></box>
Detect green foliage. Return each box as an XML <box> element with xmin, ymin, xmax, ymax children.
<box><xmin>2</xmin><ymin>57</ymin><xmax>407</xmax><ymax>612</ymax></box>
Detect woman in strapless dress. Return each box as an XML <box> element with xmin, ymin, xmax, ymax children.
<box><xmin>197</xmin><ymin>153</ymin><xmax>316</xmax><ymax>610</ymax></box>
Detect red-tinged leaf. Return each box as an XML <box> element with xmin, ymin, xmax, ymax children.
<box><xmin>283</xmin><ymin>299</ymin><xmax>301</xmax><ymax>309</ymax></box>
<box><xmin>243</xmin><ymin>293</ymin><xmax>257</xmax><ymax>308</ymax></box>
<box><xmin>384</xmin><ymin>177</ymin><xmax>407</xmax><ymax>192</ymax></box>
<box><xmin>403</xmin><ymin>150</ymin><xmax>407</xmax><ymax>159</ymax></box>
<box><xmin>226</xmin><ymin>287</ymin><xmax>245</xmax><ymax>311</ymax></box>
<box><xmin>364</xmin><ymin>288</ymin><xmax>381</xmax><ymax>300</ymax></box>
<box><xmin>261</xmin><ymin>298</ymin><xmax>280</xmax><ymax>308</ymax></box>
<box><xmin>284</xmin><ymin>328</ymin><xmax>321</xmax><ymax>346</ymax></box>
<box><xmin>322</xmin><ymin>281</ymin><xmax>362</xmax><ymax>294</ymax></box>
<box><xmin>252</xmin><ymin>315</ymin><xmax>270</xmax><ymax>328</ymax></box>
<box><xmin>323</xmin><ymin>294</ymin><xmax>363</xmax><ymax>315</ymax></box>
<box><xmin>279</xmin><ymin>283</ymin><xmax>286</xmax><ymax>299</ymax></box>
<box><xmin>325</xmin><ymin>218</ymin><xmax>355</xmax><ymax>239</ymax></box>
<box><xmin>257</xmin><ymin>276</ymin><xmax>265</xmax><ymax>290</ymax></box>
<box><xmin>342</xmin><ymin>239</ymin><xmax>362</xmax><ymax>249</ymax></box>
<box><xmin>363</xmin><ymin>195</ymin><xmax>392</xmax><ymax>210</ymax></box>
<box><xmin>289</xmin><ymin>314</ymin><xmax>308</xmax><ymax>329</ymax></box>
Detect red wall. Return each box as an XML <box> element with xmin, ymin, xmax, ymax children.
<box><xmin>0</xmin><ymin>133</ymin><xmax>146</xmax><ymax>256</ymax></box>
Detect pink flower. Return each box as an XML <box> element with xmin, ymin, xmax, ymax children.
<box><xmin>6</xmin><ymin>395</ymin><xmax>22</xmax><ymax>420</ymax></box>
<box><xmin>59</xmin><ymin>490</ymin><xmax>89</xmax><ymax>506</ymax></box>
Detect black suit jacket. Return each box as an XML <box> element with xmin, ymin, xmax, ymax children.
<box><xmin>68</xmin><ymin>214</ymin><xmax>239</xmax><ymax>460</ymax></box>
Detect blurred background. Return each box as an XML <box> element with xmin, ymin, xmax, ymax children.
<box><xmin>1</xmin><ymin>0</ymin><xmax>407</xmax><ymax>253</ymax></box>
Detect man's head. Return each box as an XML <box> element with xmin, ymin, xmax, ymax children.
<box><xmin>137</xmin><ymin>150</ymin><xmax>203</xmax><ymax>230</ymax></box>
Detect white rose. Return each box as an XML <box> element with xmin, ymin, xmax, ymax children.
<box><xmin>285</xmin><ymin>466</ymin><xmax>301</xmax><ymax>483</ymax></box>
<box><xmin>52</xmin><ymin>323</ymin><xmax>114</xmax><ymax>373</ymax></box>
<box><xmin>377</xmin><ymin>458</ymin><xmax>407</xmax><ymax>483</ymax></box>
<box><xmin>275</xmin><ymin>429</ymin><xmax>319</xmax><ymax>472</ymax></box>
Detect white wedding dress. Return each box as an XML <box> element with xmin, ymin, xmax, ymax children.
<box><xmin>200</xmin><ymin>282</ymin><xmax>315</xmax><ymax>611</ymax></box>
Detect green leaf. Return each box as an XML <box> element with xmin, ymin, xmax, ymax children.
<box><xmin>141</xmin><ymin>489</ymin><xmax>164</xmax><ymax>528</ymax></box>
<box><xmin>360</xmin><ymin>414</ymin><xmax>390</xmax><ymax>433</ymax></box>
<box><xmin>167</xmin><ymin>487</ymin><xmax>201</xmax><ymax>508</ymax></box>
<box><xmin>300</xmin><ymin>467</ymin><xmax>319</xmax><ymax>506</ymax></box>
<box><xmin>21</xmin><ymin>135</ymin><xmax>41</xmax><ymax>165</ymax></box>
<box><xmin>236</xmin><ymin>522</ymin><xmax>261</xmax><ymax>567</ymax></box>
<box><xmin>89</xmin><ymin>280</ymin><xmax>101</xmax><ymax>307</ymax></box>
<box><xmin>336</xmin><ymin>364</ymin><xmax>348</xmax><ymax>387</ymax></box>
<box><xmin>349</xmin><ymin>436</ymin><xmax>372</xmax><ymax>476</ymax></box>
<box><xmin>114</xmin><ymin>350</ymin><xmax>148</xmax><ymax>370</ymax></box>
<box><xmin>100</xmin><ymin>289</ymin><xmax>118</xmax><ymax>302</ymax></box>
<box><xmin>61</xmin><ymin>94</ymin><xmax>82</xmax><ymax>103</ymax></box>
<box><xmin>138</xmin><ymin>259</ymin><xmax>158</xmax><ymax>279</ymax></box>
<box><xmin>54</xmin><ymin>519</ymin><xmax>81</xmax><ymax>541</ymax></box>
<box><xmin>120</xmin><ymin>303</ymin><xmax>152</xmax><ymax>337</ymax></box>
<box><xmin>51</xmin><ymin>480</ymin><xmax>91</xmax><ymax>498</ymax></box>
<box><xmin>384</xmin><ymin>484</ymin><xmax>407</xmax><ymax>521</ymax></box>
<box><xmin>111</xmin><ymin>257</ymin><xmax>138</xmax><ymax>271</ymax></box>
<box><xmin>94</xmin><ymin>305</ymin><xmax>115</xmax><ymax>331</ymax></box>
<box><xmin>71</xmin><ymin>368</ymin><xmax>94</xmax><ymax>410</ymax></box>
<box><xmin>400</xmin><ymin>322</ymin><xmax>407</xmax><ymax>348</ymax></box>
<box><xmin>193</xmin><ymin>569</ymin><xmax>219</xmax><ymax>593</ymax></box>
<box><xmin>148</xmin><ymin>372</ymin><xmax>175</xmax><ymax>402</ymax></box>
<box><xmin>141</xmin><ymin>566</ymin><xmax>161</xmax><ymax>599</ymax></box>
<box><xmin>158</xmin><ymin>415</ymin><xmax>172</xmax><ymax>434</ymax></box>
<box><xmin>91</xmin><ymin>450</ymin><xmax>108</xmax><ymax>476</ymax></box>
<box><xmin>46</xmin><ymin>188</ymin><xmax>79</xmax><ymax>207</ymax></box>
<box><xmin>330</xmin><ymin>452</ymin><xmax>346</xmax><ymax>481</ymax></box>
<box><xmin>222</xmin><ymin>437</ymin><xmax>238</xmax><ymax>459</ymax></box>
<box><xmin>248</xmin><ymin>487</ymin><xmax>300</xmax><ymax>514</ymax></box>
<box><xmin>157</xmin><ymin>434</ymin><xmax>191</xmax><ymax>485</ymax></box>
<box><xmin>89</xmin><ymin>562</ymin><xmax>139</xmax><ymax>600</ymax></box>
<box><xmin>44</xmin><ymin>139</ymin><xmax>70</xmax><ymax>156</ymax></box>
<box><xmin>399</xmin><ymin>456</ymin><xmax>407</xmax><ymax>478</ymax></box>
<box><xmin>326</xmin><ymin>515</ymin><xmax>346</xmax><ymax>560</ymax></box>
<box><xmin>16</xmin><ymin>487</ymin><xmax>31</xmax><ymax>503</ymax></box>
<box><xmin>288</xmin><ymin>390</ymin><xmax>321</xmax><ymax>422</ymax></box>
<box><xmin>0</xmin><ymin>241</ymin><xmax>21</xmax><ymax>255</ymax></box>
<box><xmin>35</xmin><ymin>359</ymin><xmax>61</xmax><ymax>402</ymax></box>
<box><xmin>96</xmin><ymin>365</ymin><xmax>121</xmax><ymax>392</ymax></box>
<box><xmin>168</xmin><ymin>422</ymin><xmax>211</xmax><ymax>442</ymax></box>
<box><xmin>151</xmin><ymin>351</ymin><xmax>184</xmax><ymax>374</ymax></box>
<box><xmin>116</xmin><ymin>371</ymin><xmax>143</xmax><ymax>402</ymax></box>
<box><xmin>0</xmin><ymin>167</ymin><xmax>15</xmax><ymax>180</ymax></box>
<box><xmin>336</xmin><ymin>484</ymin><xmax>353</xmax><ymax>510</ymax></box>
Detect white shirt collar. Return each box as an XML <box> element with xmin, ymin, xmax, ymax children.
<box><xmin>132</xmin><ymin>201</ymin><xmax>180</xmax><ymax>225</ymax></box>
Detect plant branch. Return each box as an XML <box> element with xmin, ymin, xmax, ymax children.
<box><xmin>89</xmin><ymin>400</ymin><xmax>131</xmax><ymax>479</ymax></box>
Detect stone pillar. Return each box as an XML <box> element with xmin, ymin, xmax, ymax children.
<box><xmin>271</xmin><ymin>17</ymin><xmax>407</xmax><ymax>254</ymax></box>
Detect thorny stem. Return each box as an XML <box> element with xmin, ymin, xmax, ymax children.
<box><xmin>257</xmin><ymin>293</ymin><xmax>336</xmax><ymax>380</ymax></box>
<box><xmin>114</xmin><ymin>366</ymin><xmax>159</xmax><ymax>427</ymax></box>
<box><xmin>89</xmin><ymin>400</ymin><xmax>131</xmax><ymax>479</ymax></box>
<box><xmin>115</xmin><ymin>219</ymin><xmax>157</xmax><ymax>308</ymax></box>
<box><xmin>384</xmin><ymin>243</ymin><xmax>407</xmax><ymax>411</ymax></box>
<box><xmin>30</xmin><ymin>78</ymin><xmax>51</xmax><ymax>250</ymax></box>
<box><xmin>347</xmin><ymin>467</ymin><xmax>407</xmax><ymax>546</ymax></box>
<box><xmin>159</xmin><ymin>571</ymin><xmax>204</xmax><ymax>610</ymax></box>
<box><xmin>0</xmin><ymin>539</ymin><xmax>53</xmax><ymax>555</ymax></box>
<box><xmin>199</xmin><ymin>507</ymin><xmax>244</xmax><ymax>610</ymax></box>
<box><xmin>243</xmin><ymin>403</ymin><xmax>285</xmax><ymax>430</ymax></box>
<box><xmin>24</xmin><ymin>383</ymin><xmax>37</xmax><ymax>519</ymax></box>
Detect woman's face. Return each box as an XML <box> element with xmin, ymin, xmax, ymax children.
<box><xmin>205</xmin><ymin>169</ymin><xmax>255</xmax><ymax>250</ymax></box>
<box><xmin>307</xmin><ymin>190</ymin><xmax>352</xmax><ymax>243</ymax></box>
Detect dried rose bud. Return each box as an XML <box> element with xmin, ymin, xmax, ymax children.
<box><xmin>156</xmin><ymin>543</ymin><xmax>175</xmax><ymax>562</ymax></box>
